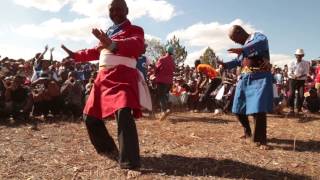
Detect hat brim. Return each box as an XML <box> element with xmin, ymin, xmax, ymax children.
<box><xmin>38</xmin><ymin>77</ymin><xmax>49</xmax><ymax>80</ymax></box>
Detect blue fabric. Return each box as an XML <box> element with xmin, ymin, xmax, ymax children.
<box><xmin>225</xmin><ymin>32</ymin><xmax>270</xmax><ymax>69</ymax></box>
<box><xmin>225</xmin><ymin>32</ymin><xmax>273</xmax><ymax>115</ymax></box>
<box><xmin>136</xmin><ymin>56</ymin><xmax>148</xmax><ymax>81</ymax></box>
<box><xmin>106</xmin><ymin>20</ymin><xmax>127</xmax><ymax>38</ymax></box>
<box><xmin>232</xmin><ymin>72</ymin><xmax>273</xmax><ymax>115</ymax></box>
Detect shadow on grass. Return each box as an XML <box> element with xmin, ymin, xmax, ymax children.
<box><xmin>141</xmin><ymin>154</ymin><xmax>311</xmax><ymax>180</ymax></box>
<box><xmin>0</xmin><ymin>116</ymin><xmax>83</xmax><ymax>129</ymax></box>
<box><xmin>169</xmin><ymin>115</ymin><xmax>233</xmax><ymax>124</ymax></box>
<box><xmin>269</xmin><ymin>138</ymin><xmax>320</xmax><ymax>153</ymax></box>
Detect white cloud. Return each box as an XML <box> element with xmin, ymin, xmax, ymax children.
<box><xmin>145</xmin><ymin>34</ymin><xmax>161</xmax><ymax>41</ymax></box>
<box><xmin>14</xmin><ymin>0</ymin><xmax>176</xmax><ymax>21</ymax></box>
<box><xmin>0</xmin><ymin>43</ymin><xmax>66</xmax><ymax>61</ymax></box>
<box><xmin>71</xmin><ymin>0</ymin><xmax>176</xmax><ymax>21</ymax></box>
<box><xmin>167</xmin><ymin>19</ymin><xmax>257</xmax><ymax>52</ymax></box>
<box><xmin>270</xmin><ymin>54</ymin><xmax>293</xmax><ymax>68</ymax></box>
<box><xmin>167</xmin><ymin>19</ymin><xmax>295</xmax><ymax>67</ymax></box>
<box><xmin>14</xmin><ymin>0</ymin><xmax>70</xmax><ymax>12</ymax></box>
<box><xmin>14</xmin><ymin>17</ymin><xmax>110</xmax><ymax>43</ymax></box>
<box><xmin>0</xmin><ymin>44</ymin><xmax>36</xmax><ymax>59</ymax></box>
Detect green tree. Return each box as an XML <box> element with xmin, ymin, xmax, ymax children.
<box><xmin>166</xmin><ymin>36</ymin><xmax>188</xmax><ymax>65</ymax></box>
<box><xmin>200</xmin><ymin>47</ymin><xmax>219</xmax><ymax>68</ymax></box>
<box><xmin>145</xmin><ymin>38</ymin><xmax>165</xmax><ymax>63</ymax></box>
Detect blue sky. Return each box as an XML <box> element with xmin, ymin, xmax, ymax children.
<box><xmin>0</xmin><ymin>0</ymin><xmax>319</xmax><ymax>66</ymax></box>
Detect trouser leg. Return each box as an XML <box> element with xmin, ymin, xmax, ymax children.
<box><xmin>288</xmin><ymin>79</ymin><xmax>296</xmax><ymax>111</ymax></box>
<box><xmin>83</xmin><ymin>114</ymin><xmax>118</xmax><ymax>155</ymax></box>
<box><xmin>157</xmin><ymin>83</ymin><xmax>170</xmax><ymax>112</ymax></box>
<box><xmin>116</xmin><ymin>108</ymin><xmax>140</xmax><ymax>169</ymax></box>
<box><xmin>199</xmin><ymin>78</ymin><xmax>222</xmax><ymax>110</ymax></box>
<box><xmin>252</xmin><ymin>113</ymin><xmax>267</xmax><ymax>145</ymax></box>
<box><xmin>236</xmin><ymin>114</ymin><xmax>252</xmax><ymax>137</ymax></box>
<box><xmin>296</xmin><ymin>80</ymin><xmax>305</xmax><ymax>111</ymax></box>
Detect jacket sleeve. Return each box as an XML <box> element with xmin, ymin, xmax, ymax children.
<box><xmin>73</xmin><ymin>47</ymin><xmax>100</xmax><ymax>62</ymax></box>
<box><xmin>113</xmin><ymin>27</ymin><xmax>145</xmax><ymax>59</ymax></box>
<box><xmin>225</xmin><ymin>56</ymin><xmax>242</xmax><ymax>69</ymax></box>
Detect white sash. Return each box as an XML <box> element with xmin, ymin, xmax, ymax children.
<box><xmin>99</xmin><ymin>51</ymin><xmax>152</xmax><ymax>111</ymax></box>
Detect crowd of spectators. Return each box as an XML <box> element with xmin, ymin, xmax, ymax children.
<box><xmin>0</xmin><ymin>45</ymin><xmax>319</xmax><ymax>123</ymax></box>
<box><xmin>0</xmin><ymin>45</ymin><xmax>97</xmax><ymax>122</ymax></box>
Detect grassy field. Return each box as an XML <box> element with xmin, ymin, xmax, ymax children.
<box><xmin>0</xmin><ymin>112</ymin><xmax>319</xmax><ymax>179</ymax></box>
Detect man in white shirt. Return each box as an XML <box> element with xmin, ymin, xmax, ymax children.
<box><xmin>288</xmin><ymin>49</ymin><xmax>310</xmax><ymax>115</ymax></box>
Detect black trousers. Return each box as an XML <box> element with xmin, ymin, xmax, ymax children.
<box><xmin>84</xmin><ymin>107</ymin><xmax>140</xmax><ymax>169</ymax></box>
<box><xmin>288</xmin><ymin>79</ymin><xmax>305</xmax><ymax>111</ymax></box>
<box><xmin>198</xmin><ymin>78</ymin><xmax>222</xmax><ymax>110</ymax></box>
<box><xmin>156</xmin><ymin>83</ymin><xmax>171</xmax><ymax>112</ymax></box>
<box><xmin>237</xmin><ymin>113</ymin><xmax>267</xmax><ymax>145</ymax></box>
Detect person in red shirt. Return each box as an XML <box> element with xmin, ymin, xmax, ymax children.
<box><xmin>61</xmin><ymin>0</ymin><xmax>146</xmax><ymax>170</ymax></box>
<box><xmin>155</xmin><ymin>45</ymin><xmax>175</xmax><ymax>120</ymax></box>
<box><xmin>195</xmin><ymin>60</ymin><xmax>222</xmax><ymax>111</ymax></box>
<box><xmin>314</xmin><ymin>61</ymin><xmax>320</xmax><ymax>95</ymax></box>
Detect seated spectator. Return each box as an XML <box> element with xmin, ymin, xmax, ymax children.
<box><xmin>3</xmin><ymin>75</ymin><xmax>33</xmax><ymax>121</ymax></box>
<box><xmin>303</xmin><ymin>88</ymin><xmax>319</xmax><ymax>113</ymax></box>
<box><xmin>31</xmin><ymin>72</ymin><xmax>51</xmax><ymax>118</ymax></box>
<box><xmin>61</xmin><ymin>72</ymin><xmax>83</xmax><ymax>119</ymax></box>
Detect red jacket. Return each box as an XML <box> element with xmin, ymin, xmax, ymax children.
<box><xmin>155</xmin><ymin>53</ymin><xmax>175</xmax><ymax>84</ymax></box>
<box><xmin>73</xmin><ymin>20</ymin><xmax>144</xmax><ymax>61</ymax></box>
<box><xmin>72</xmin><ymin>20</ymin><xmax>145</xmax><ymax>119</ymax></box>
<box><xmin>315</xmin><ymin>66</ymin><xmax>320</xmax><ymax>83</ymax></box>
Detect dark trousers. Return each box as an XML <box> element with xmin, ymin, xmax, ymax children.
<box><xmin>157</xmin><ymin>83</ymin><xmax>171</xmax><ymax>112</ymax></box>
<box><xmin>198</xmin><ymin>78</ymin><xmax>222</xmax><ymax>110</ymax></box>
<box><xmin>237</xmin><ymin>113</ymin><xmax>267</xmax><ymax>145</ymax></box>
<box><xmin>84</xmin><ymin>107</ymin><xmax>140</xmax><ymax>169</ymax></box>
<box><xmin>288</xmin><ymin>79</ymin><xmax>305</xmax><ymax>111</ymax></box>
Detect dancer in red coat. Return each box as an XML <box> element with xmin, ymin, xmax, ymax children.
<box><xmin>61</xmin><ymin>0</ymin><xmax>151</xmax><ymax>170</ymax></box>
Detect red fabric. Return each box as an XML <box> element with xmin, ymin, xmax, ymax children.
<box><xmin>315</xmin><ymin>66</ymin><xmax>320</xmax><ymax>83</ymax></box>
<box><xmin>73</xmin><ymin>20</ymin><xmax>144</xmax><ymax>119</ymax></box>
<box><xmin>73</xmin><ymin>20</ymin><xmax>144</xmax><ymax>62</ymax></box>
<box><xmin>155</xmin><ymin>53</ymin><xmax>175</xmax><ymax>84</ymax></box>
<box><xmin>84</xmin><ymin>66</ymin><xmax>141</xmax><ymax>119</ymax></box>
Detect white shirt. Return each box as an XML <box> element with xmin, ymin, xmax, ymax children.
<box><xmin>289</xmin><ymin>60</ymin><xmax>310</xmax><ymax>80</ymax></box>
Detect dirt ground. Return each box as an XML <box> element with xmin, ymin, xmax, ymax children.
<box><xmin>0</xmin><ymin>112</ymin><xmax>319</xmax><ymax>180</ymax></box>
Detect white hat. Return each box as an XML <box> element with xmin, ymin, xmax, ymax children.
<box><xmin>295</xmin><ymin>49</ymin><xmax>305</xmax><ymax>55</ymax></box>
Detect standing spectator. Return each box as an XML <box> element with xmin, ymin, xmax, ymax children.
<box><xmin>61</xmin><ymin>72</ymin><xmax>83</xmax><ymax>119</ymax></box>
<box><xmin>288</xmin><ymin>49</ymin><xmax>310</xmax><ymax>115</ymax></box>
<box><xmin>314</xmin><ymin>61</ymin><xmax>320</xmax><ymax>96</ymax></box>
<box><xmin>155</xmin><ymin>45</ymin><xmax>175</xmax><ymax>120</ymax></box>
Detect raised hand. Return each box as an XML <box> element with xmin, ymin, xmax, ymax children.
<box><xmin>50</xmin><ymin>47</ymin><xmax>55</xmax><ymax>52</ymax></box>
<box><xmin>92</xmin><ymin>28</ymin><xmax>112</xmax><ymax>48</ymax></box>
<box><xmin>44</xmin><ymin>45</ymin><xmax>49</xmax><ymax>51</ymax></box>
<box><xmin>61</xmin><ymin>44</ymin><xmax>74</xmax><ymax>58</ymax></box>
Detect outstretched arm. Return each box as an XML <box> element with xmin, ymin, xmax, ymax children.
<box><xmin>36</xmin><ymin>45</ymin><xmax>49</xmax><ymax>63</ymax></box>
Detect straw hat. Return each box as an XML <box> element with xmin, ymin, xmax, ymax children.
<box><xmin>294</xmin><ymin>49</ymin><xmax>305</xmax><ymax>55</ymax></box>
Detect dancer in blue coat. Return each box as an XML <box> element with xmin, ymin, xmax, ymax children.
<box><xmin>219</xmin><ymin>25</ymin><xmax>273</xmax><ymax>149</ymax></box>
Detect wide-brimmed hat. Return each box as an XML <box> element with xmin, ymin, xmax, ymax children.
<box><xmin>295</xmin><ymin>49</ymin><xmax>305</xmax><ymax>55</ymax></box>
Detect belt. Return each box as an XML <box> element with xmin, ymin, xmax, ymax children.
<box><xmin>99</xmin><ymin>65</ymin><xmax>116</xmax><ymax>71</ymax></box>
<box><xmin>241</xmin><ymin>58</ymin><xmax>271</xmax><ymax>74</ymax></box>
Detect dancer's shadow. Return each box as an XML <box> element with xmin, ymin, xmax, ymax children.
<box><xmin>269</xmin><ymin>138</ymin><xmax>320</xmax><ymax>153</ymax></box>
<box><xmin>169</xmin><ymin>115</ymin><xmax>233</xmax><ymax>124</ymax></box>
<box><xmin>141</xmin><ymin>154</ymin><xmax>311</xmax><ymax>180</ymax></box>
